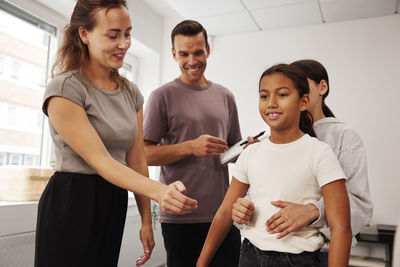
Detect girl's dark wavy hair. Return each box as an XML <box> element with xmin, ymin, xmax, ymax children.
<box><xmin>291</xmin><ymin>59</ymin><xmax>335</xmax><ymax>117</ymax></box>
<box><xmin>51</xmin><ymin>0</ymin><xmax>130</xmax><ymax>90</ymax></box>
<box><xmin>259</xmin><ymin>64</ymin><xmax>316</xmax><ymax>137</ymax></box>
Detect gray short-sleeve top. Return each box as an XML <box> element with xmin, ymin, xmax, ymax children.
<box><xmin>143</xmin><ymin>79</ymin><xmax>242</xmax><ymax>223</ymax></box>
<box><xmin>42</xmin><ymin>70</ymin><xmax>144</xmax><ymax>174</ymax></box>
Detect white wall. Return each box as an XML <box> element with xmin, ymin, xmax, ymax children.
<box><xmin>161</xmin><ymin>17</ymin><xmax>184</xmax><ymax>84</ymax></box>
<box><xmin>161</xmin><ymin>14</ymin><xmax>400</xmax><ymax>225</ymax></box>
<box><xmin>128</xmin><ymin>0</ymin><xmax>164</xmax><ymax>56</ymax></box>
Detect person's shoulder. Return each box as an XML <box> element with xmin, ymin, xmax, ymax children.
<box><xmin>315</xmin><ymin>117</ymin><xmax>363</xmax><ymax>147</ymax></box>
<box><xmin>315</xmin><ymin>117</ymin><xmax>351</xmax><ymax>134</ymax></box>
<box><xmin>308</xmin><ymin>134</ymin><xmax>331</xmax><ymax>148</ymax></box>
<box><xmin>209</xmin><ymin>81</ymin><xmax>236</xmax><ymax>100</ymax></box>
<box><xmin>47</xmin><ymin>70</ymin><xmax>83</xmax><ymax>92</ymax></box>
<box><xmin>144</xmin><ymin>80</ymin><xmax>177</xmax><ymax>107</ymax></box>
<box><xmin>209</xmin><ymin>81</ymin><xmax>231</xmax><ymax>92</ymax></box>
<box><xmin>157</xmin><ymin>80</ymin><xmax>180</xmax><ymax>92</ymax></box>
<box><xmin>126</xmin><ymin>80</ymin><xmax>140</xmax><ymax>94</ymax></box>
<box><xmin>148</xmin><ymin>79</ymin><xmax>178</xmax><ymax>97</ymax></box>
<box><xmin>242</xmin><ymin>140</ymin><xmax>265</xmax><ymax>157</ymax></box>
<box><xmin>304</xmin><ymin>134</ymin><xmax>333</xmax><ymax>157</ymax></box>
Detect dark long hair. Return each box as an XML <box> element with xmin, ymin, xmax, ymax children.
<box><xmin>51</xmin><ymin>0</ymin><xmax>129</xmax><ymax>89</ymax></box>
<box><xmin>259</xmin><ymin>64</ymin><xmax>316</xmax><ymax>137</ymax></box>
<box><xmin>291</xmin><ymin>59</ymin><xmax>335</xmax><ymax>117</ymax></box>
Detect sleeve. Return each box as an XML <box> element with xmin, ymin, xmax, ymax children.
<box><xmin>315</xmin><ymin>143</ymin><xmax>346</xmax><ymax>187</ymax></box>
<box><xmin>231</xmin><ymin>147</ymin><xmax>251</xmax><ymax>184</ymax></box>
<box><xmin>335</xmin><ymin>131</ymin><xmax>373</xmax><ymax>236</ymax></box>
<box><xmin>226</xmin><ymin>93</ymin><xmax>242</xmax><ymax>146</ymax></box>
<box><xmin>42</xmin><ymin>74</ymin><xmax>86</xmax><ymax>116</ymax></box>
<box><xmin>310</xmin><ymin>132</ymin><xmax>373</xmax><ymax>237</ymax></box>
<box><xmin>143</xmin><ymin>90</ymin><xmax>167</xmax><ymax>144</ymax></box>
<box><xmin>309</xmin><ymin>143</ymin><xmax>345</xmax><ymax>227</ymax></box>
<box><xmin>130</xmin><ymin>83</ymin><xmax>144</xmax><ymax>112</ymax></box>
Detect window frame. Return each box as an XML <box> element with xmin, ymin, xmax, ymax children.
<box><xmin>0</xmin><ymin>0</ymin><xmax>57</xmax><ymax>168</ymax></box>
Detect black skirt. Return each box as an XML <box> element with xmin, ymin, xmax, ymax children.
<box><xmin>34</xmin><ymin>172</ymin><xmax>128</xmax><ymax>267</ymax></box>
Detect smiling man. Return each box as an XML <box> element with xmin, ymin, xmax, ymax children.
<box><xmin>143</xmin><ymin>20</ymin><xmax>242</xmax><ymax>267</ymax></box>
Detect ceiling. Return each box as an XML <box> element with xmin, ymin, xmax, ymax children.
<box><xmin>142</xmin><ymin>0</ymin><xmax>400</xmax><ymax>36</ymax></box>
<box><xmin>34</xmin><ymin>0</ymin><xmax>399</xmax><ymax>37</ymax></box>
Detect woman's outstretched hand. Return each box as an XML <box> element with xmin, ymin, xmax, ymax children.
<box><xmin>159</xmin><ymin>181</ymin><xmax>198</xmax><ymax>214</ymax></box>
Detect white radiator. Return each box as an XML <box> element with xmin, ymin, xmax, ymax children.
<box><xmin>0</xmin><ymin>231</ymin><xmax>35</xmax><ymax>267</ymax></box>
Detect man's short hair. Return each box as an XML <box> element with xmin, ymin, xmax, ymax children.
<box><xmin>171</xmin><ymin>20</ymin><xmax>209</xmax><ymax>49</ymax></box>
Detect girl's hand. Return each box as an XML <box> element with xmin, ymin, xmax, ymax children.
<box><xmin>232</xmin><ymin>197</ymin><xmax>255</xmax><ymax>224</ymax></box>
<box><xmin>265</xmin><ymin>201</ymin><xmax>319</xmax><ymax>239</ymax></box>
<box><xmin>159</xmin><ymin>181</ymin><xmax>198</xmax><ymax>214</ymax></box>
<box><xmin>136</xmin><ymin>224</ymin><xmax>155</xmax><ymax>266</ymax></box>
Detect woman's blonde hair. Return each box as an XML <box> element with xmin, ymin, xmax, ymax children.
<box><xmin>51</xmin><ymin>0</ymin><xmax>130</xmax><ymax>89</ymax></box>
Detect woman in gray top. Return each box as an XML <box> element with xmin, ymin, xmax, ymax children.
<box><xmin>232</xmin><ymin>59</ymin><xmax>373</xmax><ymax>267</ymax></box>
<box><xmin>34</xmin><ymin>1</ymin><xmax>197</xmax><ymax>267</ymax></box>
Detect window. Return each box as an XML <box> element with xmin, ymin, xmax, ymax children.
<box><xmin>42</xmin><ymin>32</ymin><xmax>49</xmax><ymax>47</ymax></box>
<box><xmin>7</xmin><ymin>105</ymin><xmax>16</xmax><ymax>126</ymax></box>
<box><xmin>11</xmin><ymin>60</ymin><xmax>19</xmax><ymax>80</ymax></box>
<box><xmin>9</xmin><ymin>153</ymin><xmax>23</xmax><ymax>165</ymax></box>
<box><xmin>120</xmin><ymin>62</ymin><xmax>134</xmax><ymax>82</ymax></box>
<box><xmin>24</xmin><ymin>154</ymin><xmax>39</xmax><ymax>166</ymax></box>
<box><xmin>0</xmin><ymin>56</ymin><xmax>4</xmax><ymax>75</ymax></box>
<box><xmin>0</xmin><ymin>153</ymin><xmax>6</xmax><ymax>165</ymax></box>
<box><xmin>39</xmin><ymin>69</ymin><xmax>46</xmax><ymax>87</ymax></box>
<box><xmin>0</xmin><ymin>2</ymin><xmax>57</xmax><ymax>167</ymax></box>
<box><xmin>36</xmin><ymin>112</ymin><xmax>43</xmax><ymax>131</ymax></box>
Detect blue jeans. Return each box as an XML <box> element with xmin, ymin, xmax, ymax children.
<box><xmin>320</xmin><ymin>251</ymin><xmax>328</xmax><ymax>267</ymax></box>
<box><xmin>239</xmin><ymin>238</ymin><xmax>320</xmax><ymax>267</ymax></box>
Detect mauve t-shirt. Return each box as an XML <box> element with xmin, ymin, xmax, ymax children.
<box><xmin>143</xmin><ymin>79</ymin><xmax>241</xmax><ymax>223</ymax></box>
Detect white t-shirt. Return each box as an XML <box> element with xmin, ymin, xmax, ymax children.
<box><xmin>232</xmin><ymin>134</ymin><xmax>346</xmax><ymax>253</ymax></box>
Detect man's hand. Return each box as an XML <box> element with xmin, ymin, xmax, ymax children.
<box><xmin>136</xmin><ymin>224</ymin><xmax>155</xmax><ymax>266</ymax></box>
<box><xmin>232</xmin><ymin>197</ymin><xmax>255</xmax><ymax>224</ymax></box>
<box><xmin>159</xmin><ymin>181</ymin><xmax>198</xmax><ymax>214</ymax></box>
<box><xmin>189</xmin><ymin>134</ymin><xmax>228</xmax><ymax>157</ymax></box>
<box><xmin>265</xmin><ymin>201</ymin><xmax>320</xmax><ymax>239</ymax></box>
<box><xmin>243</xmin><ymin>136</ymin><xmax>260</xmax><ymax>149</ymax></box>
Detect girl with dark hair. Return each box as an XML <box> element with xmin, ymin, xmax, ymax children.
<box><xmin>197</xmin><ymin>64</ymin><xmax>351</xmax><ymax>267</ymax></box>
<box><xmin>34</xmin><ymin>1</ymin><xmax>197</xmax><ymax>266</ymax></box>
<box><xmin>292</xmin><ymin>59</ymin><xmax>335</xmax><ymax>119</ymax></box>
<box><xmin>233</xmin><ymin>59</ymin><xmax>373</xmax><ymax>267</ymax></box>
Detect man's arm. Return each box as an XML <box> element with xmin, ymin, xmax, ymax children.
<box><xmin>144</xmin><ymin>135</ymin><xmax>228</xmax><ymax>166</ymax></box>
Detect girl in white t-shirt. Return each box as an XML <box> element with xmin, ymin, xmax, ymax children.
<box><xmin>196</xmin><ymin>64</ymin><xmax>351</xmax><ymax>267</ymax></box>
